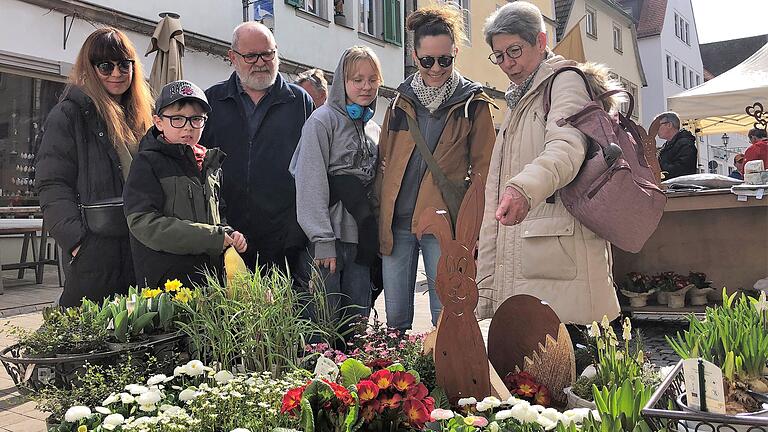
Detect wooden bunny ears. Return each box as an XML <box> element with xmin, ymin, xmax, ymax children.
<box><xmin>416</xmin><ymin>173</ymin><xmax>485</xmax><ymax>248</ymax></box>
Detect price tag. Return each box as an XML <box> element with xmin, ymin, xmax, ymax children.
<box><xmin>737</xmin><ymin>194</ymin><xmax>748</xmax><ymax>202</ymax></box>
<box><xmin>682</xmin><ymin>358</ymin><xmax>726</xmax><ymax>414</ymax></box>
<box><xmin>757</xmin><ymin>188</ymin><xmax>765</xmax><ymax>200</ymax></box>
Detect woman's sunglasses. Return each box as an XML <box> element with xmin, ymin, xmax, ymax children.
<box><xmin>94</xmin><ymin>60</ymin><xmax>135</xmax><ymax>76</ymax></box>
<box><xmin>416</xmin><ymin>55</ymin><xmax>455</xmax><ymax>69</ymax></box>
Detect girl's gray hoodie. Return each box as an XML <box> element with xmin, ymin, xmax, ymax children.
<box><xmin>289</xmin><ymin>48</ymin><xmax>381</xmax><ymax>260</ymax></box>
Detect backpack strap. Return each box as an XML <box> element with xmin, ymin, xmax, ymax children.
<box><xmin>543</xmin><ymin>66</ymin><xmax>595</xmax><ymax>121</ymax></box>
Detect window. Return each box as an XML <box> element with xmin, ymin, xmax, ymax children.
<box><xmin>666</xmin><ymin>55</ymin><xmax>672</xmax><ymax>80</ymax></box>
<box><xmin>684</xmin><ymin>22</ymin><xmax>690</xmax><ymax>45</ymax></box>
<box><xmin>690</xmin><ymin>70</ymin><xmax>694</xmax><ymax>87</ymax></box>
<box><xmin>629</xmin><ymin>82</ymin><xmax>639</xmax><ymax>120</ymax></box>
<box><xmin>682</xmin><ymin>65</ymin><xmax>688</xmax><ymax>88</ymax></box>
<box><xmin>675</xmin><ymin>13</ymin><xmax>690</xmax><ymax>44</ymax></box>
<box><xmin>586</xmin><ymin>6</ymin><xmax>597</xmax><ymax>38</ymax></box>
<box><xmin>0</xmin><ymin>71</ymin><xmax>66</xmax><ymax>206</ymax></box>
<box><xmin>696</xmin><ymin>74</ymin><xmax>701</xmax><ymax>86</ymax></box>
<box><xmin>674</xmin><ymin>60</ymin><xmax>680</xmax><ymax>85</ymax></box>
<box><xmin>612</xmin><ymin>24</ymin><xmax>622</xmax><ymax>53</ymax></box>
<box><xmin>301</xmin><ymin>0</ymin><xmax>327</xmax><ymax>18</ymax></box>
<box><xmin>360</xmin><ymin>0</ymin><xmax>401</xmax><ymax>45</ymax></box>
<box><xmin>674</xmin><ymin>13</ymin><xmax>679</xmax><ymax>37</ymax></box>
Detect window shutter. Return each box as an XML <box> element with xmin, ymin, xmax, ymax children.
<box><xmin>285</xmin><ymin>0</ymin><xmax>303</xmax><ymax>7</ymax></box>
<box><xmin>383</xmin><ymin>0</ymin><xmax>402</xmax><ymax>45</ymax></box>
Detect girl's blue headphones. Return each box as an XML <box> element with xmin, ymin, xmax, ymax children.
<box><xmin>346</xmin><ymin>103</ymin><xmax>374</xmax><ymax>122</ymax></box>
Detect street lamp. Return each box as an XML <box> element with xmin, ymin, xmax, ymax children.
<box><xmin>721</xmin><ymin>133</ymin><xmax>729</xmax><ymax>147</ymax></box>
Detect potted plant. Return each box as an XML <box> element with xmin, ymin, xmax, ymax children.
<box><xmin>620</xmin><ymin>272</ymin><xmax>657</xmax><ymax>307</ymax></box>
<box><xmin>654</xmin><ymin>272</ymin><xmax>693</xmax><ymax>308</ymax></box>
<box><xmin>687</xmin><ymin>271</ymin><xmax>715</xmax><ymax>306</ymax></box>
<box><xmin>667</xmin><ymin>290</ymin><xmax>768</xmax><ymax>428</ymax></box>
<box><xmin>104</xmin><ymin>287</ymin><xmax>158</xmax><ymax>351</ymax></box>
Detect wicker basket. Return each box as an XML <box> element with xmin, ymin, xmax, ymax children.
<box><xmin>642</xmin><ymin>360</ymin><xmax>768</xmax><ymax>431</ymax></box>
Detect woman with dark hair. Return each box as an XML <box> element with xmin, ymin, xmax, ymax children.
<box><xmin>374</xmin><ymin>5</ymin><xmax>496</xmax><ymax>331</ymax></box>
<box><xmin>36</xmin><ymin>27</ymin><xmax>154</xmax><ymax>307</ymax></box>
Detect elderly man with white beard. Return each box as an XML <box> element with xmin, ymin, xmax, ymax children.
<box><xmin>203</xmin><ymin>22</ymin><xmax>313</xmax><ymax>274</ymax></box>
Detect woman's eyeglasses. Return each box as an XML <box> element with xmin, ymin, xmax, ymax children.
<box><xmin>416</xmin><ymin>55</ymin><xmax>455</xmax><ymax>69</ymax></box>
<box><xmin>232</xmin><ymin>49</ymin><xmax>276</xmax><ymax>64</ymax></box>
<box><xmin>488</xmin><ymin>45</ymin><xmax>524</xmax><ymax>65</ymax></box>
<box><xmin>161</xmin><ymin>115</ymin><xmax>207</xmax><ymax>129</ymax></box>
<box><xmin>94</xmin><ymin>60</ymin><xmax>135</xmax><ymax>76</ymax></box>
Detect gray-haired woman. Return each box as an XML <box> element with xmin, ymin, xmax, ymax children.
<box><xmin>475</xmin><ymin>1</ymin><xmax>621</xmax><ymax>325</ymax></box>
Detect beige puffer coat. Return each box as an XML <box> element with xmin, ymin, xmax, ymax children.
<box><xmin>476</xmin><ymin>55</ymin><xmax>622</xmax><ymax>325</ymax></box>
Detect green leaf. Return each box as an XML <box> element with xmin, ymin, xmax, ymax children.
<box><xmin>299</xmin><ymin>396</ymin><xmax>314</xmax><ymax>432</ymax></box>
<box><xmin>130</xmin><ymin>312</ymin><xmax>158</xmax><ymax>336</ymax></box>
<box><xmin>386</xmin><ymin>363</ymin><xmax>405</xmax><ymax>373</ymax></box>
<box><xmin>114</xmin><ymin>310</ymin><xmax>128</xmax><ymax>343</ymax></box>
<box><xmin>339</xmin><ymin>358</ymin><xmax>371</xmax><ymax>387</ymax></box>
<box><xmin>343</xmin><ymin>391</ymin><xmax>361</xmax><ymax>432</ymax></box>
<box><xmin>430</xmin><ymin>386</ymin><xmax>451</xmax><ymax>410</ymax></box>
<box><xmin>158</xmin><ymin>294</ymin><xmax>174</xmax><ymax>324</ymax></box>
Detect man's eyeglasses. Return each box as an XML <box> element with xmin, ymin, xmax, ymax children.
<box><xmin>416</xmin><ymin>54</ymin><xmax>455</xmax><ymax>69</ymax></box>
<box><xmin>94</xmin><ymin>60</ymin><xmax>135</xmax><ymax>76</ymax></box>
<box><xmin>161</xmin><ymin>115</ymin><xmax>207</xmax><ymax>129</ymax></box>
<box><xmin>232</xmin><ymin>49</ymin><xmax>276</xmax><ymax>64</ymax></box>
<box><xmin>488</xmin><ymin>45</ymin><xmax>524</xmax><ymax>65</ymax></box>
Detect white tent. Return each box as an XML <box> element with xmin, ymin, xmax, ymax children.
<box><xmin>667</xmin><ymin>42</ymin><xmax>768</xmax><ymax>133</ymax></box>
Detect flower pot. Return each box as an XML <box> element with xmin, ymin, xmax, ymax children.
<box><xmin>563</xmin><ymin>386</ymin><xmax>597</xmax><ymax>410</ymax></box>
<box><xmin>689</xmin><ymin>287</ymin><xmax>715</xmax><ymax>306</ymax></box>
<box><xmin>676</xmin><ymin>393</ymin><xmax>768</xmax><ymax>432</ymax></box>
<box><xmin>621</xmin><ymin>289</ymin><xmax>657</xmax><ymax>308</ymax></box>
<box><xmin>105</xmin><ymin>340</ymin><xmax>145</xmax><ymax>352</ymax></box>
<box><xmin>668</xmin><ymin>293</ymin><xmax>686</xmax><ymax>308</ymax></box>
<box><xmin>657</xmin><ymin>291</ymin><xmax>670</xmax><ymax>305</ymax></box>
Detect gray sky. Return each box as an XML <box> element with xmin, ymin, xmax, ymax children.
<box><xmin>692</xmin><ymin>0</ymin><xmax>768</xmax><ymax>44</ymax></box>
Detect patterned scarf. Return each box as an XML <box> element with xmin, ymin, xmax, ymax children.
<box><xmin>504</xmin><ymin>51</ymin><xmax>554</xmax><ymax>110</ymax></box>
<box><xmin>410</xmin><ymin>70</ymin><xmax>461</xmax><ymax>113</ymax></box>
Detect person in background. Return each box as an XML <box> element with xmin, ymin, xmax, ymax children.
<box><xmin>124</xmin><ymin>80</ymin><xmax>247</xmax><ymax>290</ymax></box>
<box><xmin>36</xmin><ymin>28</ymin><xmax>153</xmax><ymax>307</ymax></box>
<box><xmin>202</xmin><ymin>22</ymin><xmax>313</xmax><ymax>275</ymax></box>
<box><xmin>374</xmin><ymin>5</ymin><xmax>496</xmax><ymax>331</ymax></box>
<box><xmin>745</xmin><ymin>128</ymin><xmax>768</xmax><ymax>168</ymax></box>
<box><xmin>291</xmin><ymin>46</ymin><xmax>382</xmax><ymax>338</ymax></box>
<box><xmin>729</xmin><ymin>153</ymin><xmax>745</xmax><ymax>180</ymax></box>
<box><xmin>655</xmin><ymin>111</ymin><xmax>698</xmax><ymax>180</ymax></box>
<box><xmin>296</xmin><ymin>68</ymin><xmax>328</xmax><ymax>109</ymax></box>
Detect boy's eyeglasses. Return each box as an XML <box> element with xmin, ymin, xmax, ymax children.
<box><xmin>416</xmin><ymin>54</ymin><xmax>455</xmax><ymax>69</ymax></box>
<box><xmin>94</xmin><ymin>60</ymin><xmax>135</xmax><ymax>76</ymax></box>
<box><xmin>488</xmin><ymin>45</ymin><xmax>524</xmax><ymax>64</ymax></box>
<box><xmin>161</xmin><ymin>115</ymin><xmax>207</xmax><ymax>129</ymax></box>
<box><xmin>232</xmin><ymin>49</ymin><xmax>276</xmax><ymax>64</ymax></box>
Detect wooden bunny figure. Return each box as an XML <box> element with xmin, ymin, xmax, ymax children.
<box><xmin>416</xmin><ymin>173</ymin><xmax>490</xmax><ymax>402</ymax></box>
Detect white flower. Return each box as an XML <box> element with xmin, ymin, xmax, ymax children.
<box><xmin>119</xmin><ymin>392</ymin><xmax>135</xmax><ymax>404</ymax></box>
<box><xmin>135</xmin><ymin>390</ymin><xmax>162</xmax><ymax>406</ymax></box>
<box><xmin>179</xmin><ymin>388</ymin><xmax>199</xmax><ymax>402</ymax></box>
<box><xmin>102</xmin><ymin>413</ymin><xmax>125</xmax><ymax>431</ymax></box>
<box><xmin>494</xmin><ymin>409</ymin><xmax>513</xmax><ymax>420</ymax></box>
<box><xmin>588</xmin><ymin>321</ymin><xmax>601</xmax><ymax>338</ymax></box>
<box><xmin>755</xmin><ymin>291</ymin><xmax>768</xmax><ymax>313</ymax></box>
<box><xmin>536</xmin><ymin>415</ymin><xmax>558</xmax><ymax>431</ymax></box>
<box><xmin>481</xmin><ymin>396</ymin><xmax>502</xmax><ymax>408</ymax></box>
<box><xmin>457</xmin><ymin>397</ymin><xmax>477</xmax><ymax>406</ymax></box>
<box><xmin>174</xmin><ymin>366</ymin><xmax>187</xmax><ymax>377</ymax></box>
<box><xmin>102</xmin><ymin>393</ymin><xmax>120</xmax><ymax>406</ymax></box>
<box><xmin>95</xmin><ymin>406</ymin><xmax>111</xmax><ymax>415</ymax></box>
<box><xmin>622</xmin><ymin>317</ymin><xmax>632</xmax><ymax>341</ymax></box>
<box><xmin>601</xmin><ymin>315</ymin><xmax>611</xmax><ymax>330</ymax></box>
<box><xmin>475</xmin><ymin>401</ymin><xmax>492</xmax><ymax>412</ymax></box>
<box><xmin>125</xmin><ymin>384</ymin><xmax>149</xmax><ymax>395</ymax></box>
<box><xmin>147</xmin><ymin>374</ymin><xmax>168</xmax><ymax>386</ymax></box>
<box><xmin>506</xmin><ymin>397</ymin><xmax>528</xmax><ymax>407</ymax></box>
<box><xmin>214</xmin><ymin>370</ymin><xmax>235</xmax><ymax>384</ymax></box>
<box><xmin>540</xmin><ymin>408</ymin><xmax>562</xmax><ymax>423</ymax></box>
<box><xmin>509</xmin><ymin>403</ymin><xmax>538</xmax><ymax>423</ymax></box>
<box><xmin>64</xmin><ymin>406</ymin><xmax>91</xmax><ymax>423</ymax></box>
<box><xmin>184</xmin><ymin>360</ymin><xmax>205</xmax><ymax>377</ymax></box>
<box><xmin>591</xmin><ymin>409</ymin><xmax>601</xmax><ymax>422</ymax></box>
<box><xmin>430</xmin><ymin>408</ymin><xmax>455</xmax><ymax>420</ymax></box>
<box><xmin>488</xmin><ymin>422</ymin><xmax>500</xmax><ymax>432</ymax></box>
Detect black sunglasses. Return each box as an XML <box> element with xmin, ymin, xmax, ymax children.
<box><xmin>232</xmin><ymin>49</ymin><xmax>276</xmax><ymax>64</ymax></box>
<box><xmin>416</xmin><ymin>54</ymin><xmax>455</xmax><ymax>69</ymax></box>
<box><xmin>94</xmin><ymin>60</ymin><xmax>135</xmax><ymax>76</ymax></box>
<box><xmin>488</xmin><ymin>45</ymin><xmax>524</xmax><ymax>65</ymax></box>
<box><xmin>161</xmin><ymin>115</ymin><xmax>207</xmax><ymax>129</ymax></box>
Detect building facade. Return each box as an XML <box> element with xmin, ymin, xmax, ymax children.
<box><xmin>555</xmin><ymin>0</ymin><xmax>647</xmax><ymax>124</ymax></box>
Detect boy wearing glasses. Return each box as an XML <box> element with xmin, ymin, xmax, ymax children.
<box><xmin>124</xmin><ymin>80</ymin><xmax>247</xmax><ymax>290</ymax></box>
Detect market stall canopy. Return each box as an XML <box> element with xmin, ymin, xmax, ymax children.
<box><xmin>146</xmin><ymin>12</ymin><xmax>185</xmax><ymax>96</ymax></box>
<box><xmin>668</xmin><ymin>41</ymin><xmax>768</xmax><ymax>133</ymax></box>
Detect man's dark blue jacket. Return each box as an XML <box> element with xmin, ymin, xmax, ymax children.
<box><xmin>203</xmin><ymin>72</ymin><xmax>313</xmax><ymax>268</ymax></box>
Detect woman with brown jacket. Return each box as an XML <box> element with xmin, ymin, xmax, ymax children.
<box><xmin>374</xmin><ymin>5</ymin><xmax>496</xmax><ymax>331</ymax></box>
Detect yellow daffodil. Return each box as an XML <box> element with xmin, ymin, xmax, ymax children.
<box><xmin>142</xmin><ymin>288</ymin><xmax>162</xmax><ymax>299</ymax></box>
<box><xmin>174</xmin><ymin>287</ymin><xmax>196</xmax><ymax>303</ymax></box>
<box><xmin>164</xmin><ymin>279</ymin><xmax>183</xmax><ymax>293</ymax></box>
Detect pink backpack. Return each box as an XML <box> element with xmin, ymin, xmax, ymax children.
<box><xmin>544</xmin><ymin>66</ymin><xmax>666</xmax><ymax>253</ymax></box>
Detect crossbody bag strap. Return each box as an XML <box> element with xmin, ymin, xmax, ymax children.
<box><xmin>406</xmin><ymin>115</ymin><xmax>451</xmax><ymax>189</ymax></box>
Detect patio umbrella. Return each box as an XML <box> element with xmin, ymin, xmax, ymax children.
<box><xmin>146</xmin><ymin>12</ymin><xmax>185</xmax><ymax>96</ymax></box>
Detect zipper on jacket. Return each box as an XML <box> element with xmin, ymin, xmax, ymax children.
<box><xmin>188</xmin><ymin>184</ymin><xmax>199</xmax><ymax>221</ymax></box>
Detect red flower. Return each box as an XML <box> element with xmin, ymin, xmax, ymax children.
<box><xmin>281</xmin><ymin>385</ymin><xmax>305</xmax><ymax>414</ymax></box>
<box><xmin>534</xmin><ymin>384</ymin><xmax>552</xmax><ymax>406</ymax></box>
<box><xmin>392</xmin><ymin>371</ymin><xmax>416</xmax><ymax>392</ymax></box>
<box><xmin>360</xmin><ymin>400</ymin><xmax>380</xmax><ymax>421</ymax></box>
<box><xmin>366</xmin><ymin>358</ymin><xmax>393</xmax><ymax>370</ymax></box>
<box><xmin>370</xmin><ymin>369</ymin><xmax>394</xmax><ymax>390</ymax></box>
<box><xmin>325</xmin><ymin>380</ymin><xmax>353</xmax><ymax>406</ymax></box>
<box><xmin>403</xmin><ymin>399</ymin><xmax>430</xmax><ymax>427</ymax></box>
<box><xmin>356</xmin><ymin>380</ymin><xmax>380</xmax><ymax>403</ymax></box>
<box><xmin>422</xmin><ymin>396</ymin><xmax>435</xmax><ymax>413</ymax></box>
<box><xmin>379</xmin><ymin>392</ymin><xmax>403</xmax><ymax>410</ymax></box>
<box><xmin>516</xmin><ymin>381</ymin><xmax>539</xmax><ymax>398</ymax></box>
<box><xmin>405</xmin><ymin>382</ymin><xmax>429</xmax><ymax>401</ymax></box>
